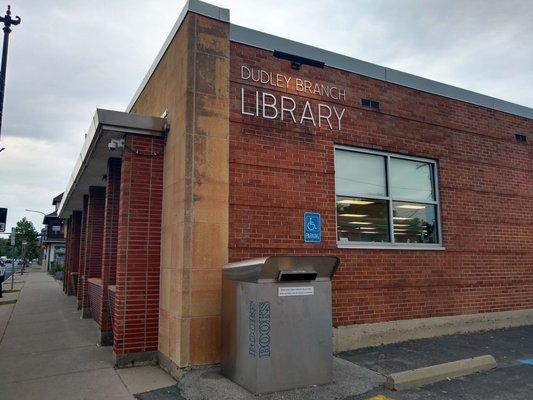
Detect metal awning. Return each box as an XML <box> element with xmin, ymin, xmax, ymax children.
<box><xmin>57</xmin><ymin>109</ymin><xmax>167</xmax><ymax>218</ymax></box>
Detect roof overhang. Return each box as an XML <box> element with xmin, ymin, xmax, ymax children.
<box><xmin>58</xmin><ymin>109</ymin><xmax>167</xmax><ymax>219</ymax></box>
<box><xmin>43</xmin><ymin>212</ymin><xmax>59</xmax><ymax>224</ymax></box>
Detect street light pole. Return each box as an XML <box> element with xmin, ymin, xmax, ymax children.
<box><xmin>0</xmin><ymin>5</ymin><xmax>21</xmax><ymax>142</ymax></box>
<box><xmin>25</xmin><ymin>209</ymin><xmax>46</xmax><ymax>217</ymax></box>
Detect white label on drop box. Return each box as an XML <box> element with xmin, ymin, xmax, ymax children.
<box><xmin>278</xmin><ymin>287</ymin><xmax>314</xmax><ymax>297</ymax></box>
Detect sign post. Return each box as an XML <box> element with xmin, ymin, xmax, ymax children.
<box><xmin>20</xmin><ymin>240</ymin><xmax>27</xmax><ymax>276</ymax></box>
<box><xmin>9</xmin><ymin>227</ymin><xmax>15</xmax><ymax>289</ymax></box>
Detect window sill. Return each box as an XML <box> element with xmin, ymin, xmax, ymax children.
<box><xmin>337</xmin><ymin>243</ymin><xmax>445</xmax><ymax>251</ymax></box>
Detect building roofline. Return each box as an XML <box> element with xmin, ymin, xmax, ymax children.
<box><xmin>230</xmin><ymin>25</ymin><xmax>533</xmax><ymax>120</ymax></box>
<box><xmin>125</xmin><ymin>0</ymin><xmax>533</xmax><ymax>120</ymax></box>
<box><xmin>57</xmin><ymin>109</ymin><xmax>167</xmax><ymax>218</ymax></box>
<box><xmin>52</xmin><ymin>193</ymin><xmax>63</xmax><ymax>205</ymax></box>
<box><xmin>126</xmin><ymin>0</ymin><xmax>229</xmax><ymax>112</ymax></box>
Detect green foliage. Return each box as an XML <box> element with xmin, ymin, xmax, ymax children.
<box><xmin>14</xmin><ymin>218</ymin><xmax>39</xmax><ymax>260</ymax></box>
<box><xmin>0</xmin><ymin>237</ymin><xmax>9</xmax><ymax>257</ymax></box>
<box><xmin>49</xmin><ymin>261</ymin><xmax>63</xmax><ymax>276</ymax></box>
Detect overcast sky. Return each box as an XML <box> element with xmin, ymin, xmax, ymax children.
<box><xmin>0</xmin><ymin>0</ymin><xmax>532</xmax><ymax>232</ymax></box>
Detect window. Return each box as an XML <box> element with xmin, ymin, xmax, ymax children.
<box><xmin>335</xmin><ymin>146</ymin><xmax>441</xmax><ymax>248</ymax></box>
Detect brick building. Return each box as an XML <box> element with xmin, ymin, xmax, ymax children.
<box><xmin>58</xmin><ymin>0</ymin><xmax>532</xmax><ymax>376</ymax></box>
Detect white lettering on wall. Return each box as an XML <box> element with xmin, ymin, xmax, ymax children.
<box><xmin>240</xmin><ymin>88</ymin><xmax>345</xmax><ymax>131</ymax></box>
<box><xmin>281</xmin><ymin>96</ymin><xmax>297</xmax><ymax>123</ymax></box>
<box><xmin>333</xmin><ymin>107</ymin><xmax>345</xmax><ymax>131</ymax></box>
<box><xmin>240</xmin><ymin>65</ymin><xmax>348</xmax><ymax>131</ymax></box>
<box><xmin>318</xmin><ymin>104</ymin><xmax>333</xmax><ymax>130</ymax></box>
<box><xmin>262</xmin><ymin>92</ymin><xmax>278</xmax><ymax>119</ymax></box>
<box><xmin>300</xmin><ymin>101</ymin><xmax>316</xmax><ymax>126</ymax></box>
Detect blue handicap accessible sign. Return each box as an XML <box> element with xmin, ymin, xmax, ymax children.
<box><xmin>304</xmin><ymin>212</ymin><xmax>321</xmax><ymax>243</ymax></box>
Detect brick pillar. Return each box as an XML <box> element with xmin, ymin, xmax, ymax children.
<box><xmin>113</xmin><ymin>135</ymin><xmax>164</xmax><ymax>367</ymax></box>
<box><xmin>63</xmin><ymin>218</ymin><xmax>72</xmax><ymax>294</ymax></box>
<box><xmin>68</xmin><ymin>211</ymin><xmax>82</xmax><ymax>296</ymax></box>
<box><xmin>77</xmin><ymin>196</ymin><xmax>89</xmax><ymax>307</ymax></box>
<box><xmin>80</xmin><ymin>186</ymin><xmax>106</xmax><ymax>318</ymax></box>
<box><xmin>98</xmin><ymin>158</ymin><xmax>121</xmax><ymax>345</ymax></box>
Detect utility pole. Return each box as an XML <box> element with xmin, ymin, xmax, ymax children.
<box><xmin>20</xmin><ymin>240</ymin><xmax>27</xmax><ymax>276</ymax></box>
<box><xmin>0</xmin><ymin>5</ymin><xmax>21</xmax><ymax>142</ymax></box>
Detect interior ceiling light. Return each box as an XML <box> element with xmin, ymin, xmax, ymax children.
<box><xmin>393</xmin><ymin>216</ymin><xmax>412</xmax><ymax>220</ymax></box>
<box><xmin>393</xmin><ymin>224</ymin><xmax>409</xmax><ymax>227</ymax></box>
<box><xmin>361</xmin><ymin>231</ymin><xmax>379</xmax><ymax>234</ymax></box>
<box><xmin>359</xmin><ymin>227</ymin><xmax>378</xmax><ymax>230</ymax></box>
<box><xmin>338</xmin><ymin>199</ymin><xmax>375</xmax><ymax>206</ymax></box>
<box><xmin>396</xmin><ymin>204</ymin><xmax>425</xmax><ymax>210</ymax></box>
<box><xmin>339</xmin><ymin>214</ymin><xmax>368</xmax><ymax>217</ymax></box>
<box><xmin>349</xmin><ymin>221</ymin><xmax>372</xmax><ymax>225</ymax></box>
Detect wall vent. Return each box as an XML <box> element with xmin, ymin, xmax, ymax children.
<box><xmin>515</xmin><ymin>133</ymin><xmax>527</xmax><ymax>143</ymax></box>
<box><xmin>361</xmin><ymin>98</ymin><xmax>380</xmax><ymax>111</ymax></box>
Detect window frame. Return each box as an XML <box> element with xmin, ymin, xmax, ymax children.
<box><xmin>334</xmin><ymin>145</ymin><xmax>444</xmax><ymax>250</ymax></box>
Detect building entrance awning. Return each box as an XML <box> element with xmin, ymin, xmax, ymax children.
<box><xmin>57</xmin><ymin>109</ymin><xmax>167</xmax><ymax>218</ymax></box>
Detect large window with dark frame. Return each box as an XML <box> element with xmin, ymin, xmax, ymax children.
<box><xmin>335</xmin><ymin>146</ymin><xmax>441</xmax><ymax>247</ymax></box>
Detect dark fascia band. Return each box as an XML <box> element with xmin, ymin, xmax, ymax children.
<box><xmin>273</xmin><ymin>50</ymin><xmax>325</xmax><ymax>69</ymax></box>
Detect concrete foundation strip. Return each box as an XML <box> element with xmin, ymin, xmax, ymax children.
<box><xmin>385</xmin><ymin>355</ymin><xmax>497</xmax><ymax>391</ymax></box>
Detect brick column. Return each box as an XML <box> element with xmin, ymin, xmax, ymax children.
<box><xmin>98</xmin><ymin>158</ymin><xmax>121</xmax><ymax>345</ymax></box>
<box><xmin>67</xmin><ymin>211</ymin><xmax>82</xmax><ymax>296</ymax></box>
<box><xmin>77</xmin><ymin>196</ymin><xmax>89</xmax><ymax>307</ymax></box>
<box><xmin>113</xmin><ymin>135</ymin><xmax>164</xmax><ymax>367</ymax></box>
<box><xmin>63</xmin><ymin>218</ymin><xmax>72</xmax><ymax>294</ymax></box>
<box><xmin>80</xmin><ymin>186</ymin><xmax>106</xmax><ymax>318</ymax></box>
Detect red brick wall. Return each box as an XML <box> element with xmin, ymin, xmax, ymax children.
<box><xmin>64</xmin><ymin>211</ymin><xmax>82</xmax><ymax>296</ymax></box>
<box><xmin>88</xmin><ymin>278</ymin><xmax>103</xmax><ymax>326</ymax></box>
<box><xmin>108</xmin><ymin>285</ymin><xmax>116</xmax><ymax>336</ymax></box>
<box><xmin>229</xmin><ymin>43</ymin><xmax>533</xmax><ymax>327</ymax></box>
<box><xmin>80</xmin><ymin>186</ymin><xmax>106</xmax><ymax>312</ymax></box>
<box><xmin>77</xmin><ymin>195</ymin><xmax>89</xmax><ymax>306</ymax></box>
<box><xmin>99</xmin><ymin>158</ymin><xmax>121</xmax><ymax>334</ymax></box>
<box><xmin>63</xmin><ymin>218</ymin><xmax>72</xmax><ymax>294</ymax></box>
<box><xmin>113</xmin><ymin>135</ymin><xmax>164</xmax><ymax>357</ymax></box>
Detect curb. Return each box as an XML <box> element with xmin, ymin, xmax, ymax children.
<box><xmin>385</xmin><ymin>355</ymin><xmax>497</xmax><ymax>390</ymax></box>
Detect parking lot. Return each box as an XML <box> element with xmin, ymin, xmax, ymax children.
<box><xmin>340</xmin><ymin>326</ymin><xmax>533</xmax><ymax>400</ymax></box>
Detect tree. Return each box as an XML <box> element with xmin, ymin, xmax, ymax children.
<box><xmin>14</xmin><ymin>218</ymin><xmax>39</xmax><ymax>260</ymax></box>
<box><xmin>0</xmin><ymin>237</ymin><xmax>9</xmax><ymax>257</ymax></box>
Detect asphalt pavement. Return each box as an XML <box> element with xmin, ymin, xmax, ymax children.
<box><xmin>137</xmin><ymin>326</ymin><xmax>533</xmax><ymax>400</ymax></box>
<box><xmin>339</xmin><ymin>326</ymin><xmax>533</xmax><ymax>400</ymax></box>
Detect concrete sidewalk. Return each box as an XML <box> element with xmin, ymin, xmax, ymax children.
<box><xmin>0</xmin><ymin>270</ymin><xmax>175</xmax><ymax>400</ymax></box>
